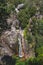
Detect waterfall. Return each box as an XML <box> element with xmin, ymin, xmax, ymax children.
<box><xmin>18</xmin><ymin>34</ymin><xmax>23</xmax><ymax>57</ymax></box>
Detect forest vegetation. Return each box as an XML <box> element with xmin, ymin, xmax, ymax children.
<box><xmin>0</xmin><ymin>0</ymin><xmax>43</xmax><ymax>65</ymax></box>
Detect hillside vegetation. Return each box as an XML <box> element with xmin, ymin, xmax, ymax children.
<box><xmin>0</xmin><ymin>0</ymin><xmax>43</xmax><ymax>65</ymax></box>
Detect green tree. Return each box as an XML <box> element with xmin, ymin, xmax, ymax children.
<box><xmin>7</xmin><ymin>0</ymin><xmax>25</xmax><ymax>7</ymax></box>
<box><xmin>1</xmin><ymin>55</ymin><xmax>16</xmax><ymax>65</ymax></box>
<box><xmin>24</xmin><ymin>17</ymin><xmax>43</xmax><ymax>57</ymax></box>
<box><xmin>26</xmin><ymin>57</ymin><xmax>43</xmax><ymax>65</ymax></box>
<box><xmin>18</xmin><ymin>6</ymin><xmax>36</xmax><ymax>29</ymax></box>
<box><xmin>0</xmin><ymin>0</ymin><xmax>11</xmax><ymax>34</ymax></box>
<box><xmin>18</xmin><ymin>9</ymin><xmax>29</xmax><ymax>29</ymax></box>
<box><xmin>16</xmin><ymin>61</ymin><xmax>25</xmax><ymax>65</ymax></box>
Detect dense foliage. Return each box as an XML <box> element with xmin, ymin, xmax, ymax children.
<box><xmin>1</xmin><ymin>55</ymin><xmax>43</xmax><ymax>65</ymax></box>
<box><xmin>7</xmin><ymin>0</ymin><xmax>25</xmax><ymax>7</ymax></box>
<box><xmin>0</xmin><ymin>0</ymin><xmax>43</xmax><ymax>65</ymax></box>
<box><xmin>0</xmin><ymin>0</ymin><xmax>11</xmax><ymax>34</ymax></box>
<box><xmin>24</xmin><ymin>18</ymin><xmax>43</xmax><ymax>57</ymax></box>
<box><xmin>18</xmin><ymin>6</ymin><xmax>36</xmax><ymax>29</ymax></box>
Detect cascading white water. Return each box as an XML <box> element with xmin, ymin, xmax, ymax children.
<box><xmin>18</xmin><ymin>34</ymin><xmax>23</xmax><ymax>57</ymax></box>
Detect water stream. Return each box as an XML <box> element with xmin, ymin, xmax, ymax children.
<box><xmin>18</xmin><ymin>34</ymin><xmax>23</xmax><ymax>57</ymax></box>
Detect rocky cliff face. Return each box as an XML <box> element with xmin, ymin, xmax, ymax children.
<box><xmin>0</xmin><ymin>14</ymin><xmax>19</xmax><ymax>57</ymax></box>
<box><xmin>0</xmin><ymin>31</ymin><xmax>18</xmax><ymax>56</ymax></box>
<box><xmin>0</xmin><ymin>13</ymin><xmax>38</xmax><ymax>60</ymax></box>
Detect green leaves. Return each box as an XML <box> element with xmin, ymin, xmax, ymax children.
<box><xmin>18</xmin><ymin>9</ymin><xmax>29</xmax><ymax>29</ymax></box>
<box><xmin>13</xmin><ymin>0</ymin><xmax>25</xmax><ymax>7</ymax></box>
<box><xmin>0</xmin><ymin>0</ymin><xmax>10</xmax><ymax>34</ymax></box>
<box><xmin>18</xmin><ymin>6</ymin><xmax>36</xmax><ymax>29</ymax></box>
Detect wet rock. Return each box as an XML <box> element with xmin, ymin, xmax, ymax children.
<box><xmin>15</xmin><ymin>3</ymin><xmax>24</xmax><ymax>13</ymax></box>
<box><xmin>0</xmin><ymin>27</ymin><xmax>19</xmax><ymax>56</ymax></box>
<box><xmin>17</xmin><ymin>4</ymin><xmax>24</xmax><ymax>9</ymax></box>
<box><xmin>11</xmin><ymin>19</ymin><xmax>19</xmax><ymax>29</ymax></box>
<box><xmin>7</xmin><ymin>14</ymin><xmax>19</xmax><ymax>29</ymax></box>
<box><xmin>15</xmin><ymin>8</ymin><xmax>19</xmax><ymax>13</ymax></box>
